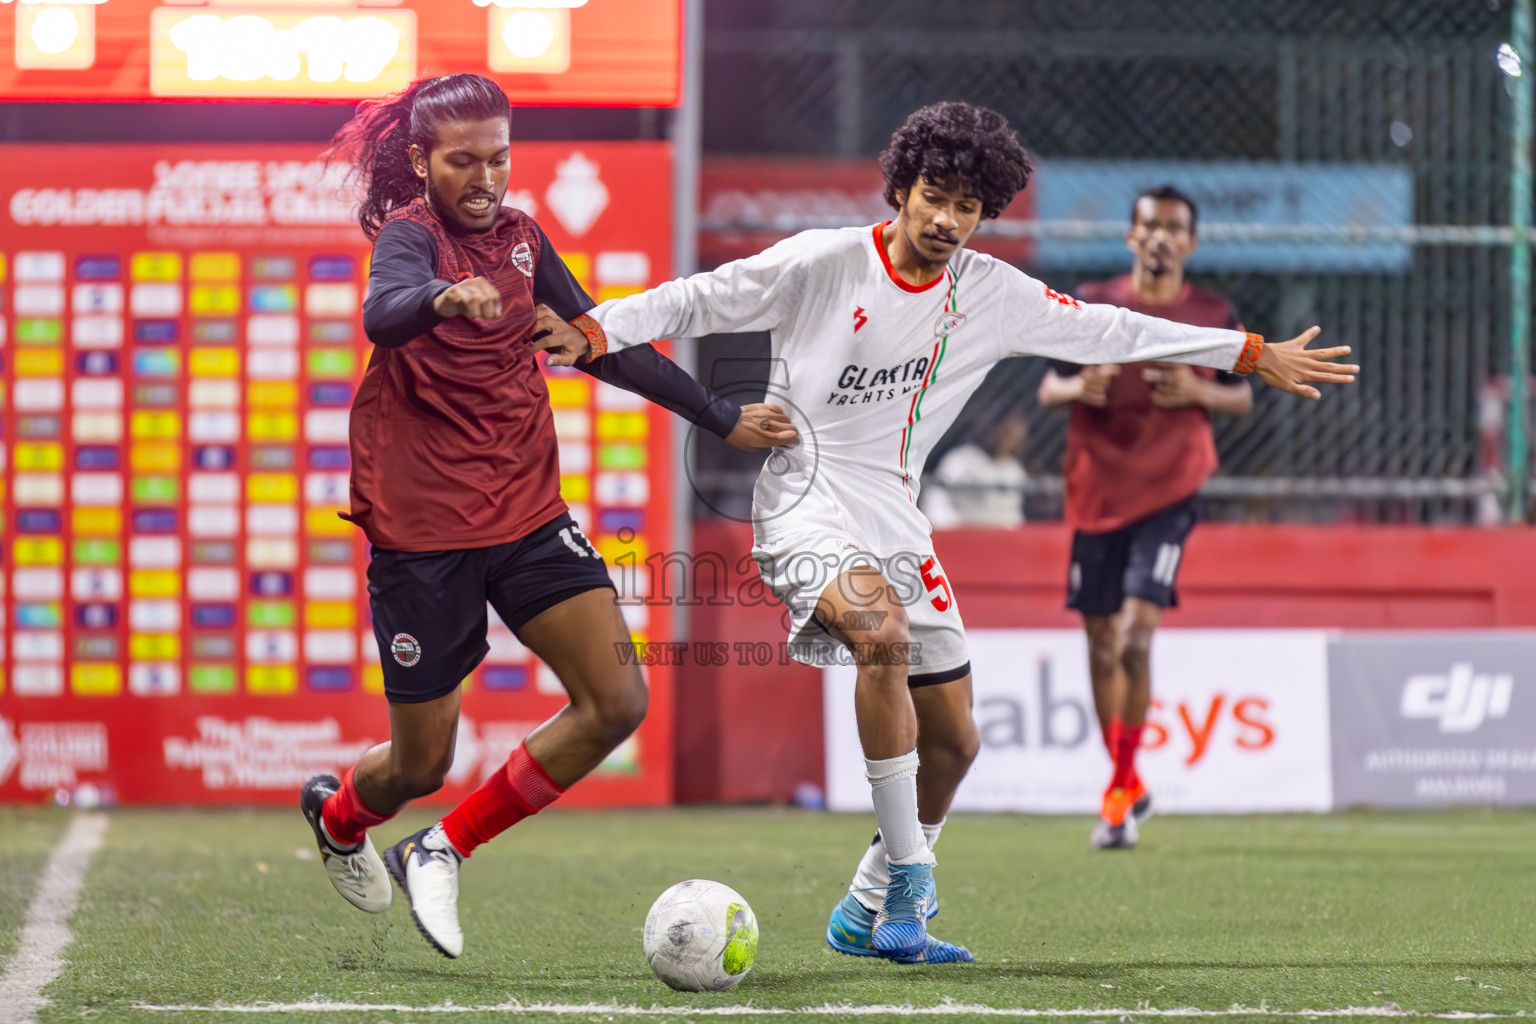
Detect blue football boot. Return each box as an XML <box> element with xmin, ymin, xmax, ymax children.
<box><xmin>826</xmin><ymin>892</ymin><xmax>972</xmax><ymax>963</ymax></box>
<box><xmin>869</xmin><ymin>861</ymin><xmax>940</xmax><ymax>958</ymax></box>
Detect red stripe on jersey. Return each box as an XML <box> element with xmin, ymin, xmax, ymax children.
<box><xmin>873</xmin><ymin>222</ymin><xmax>947</xmax><ymax>294</ymax></box>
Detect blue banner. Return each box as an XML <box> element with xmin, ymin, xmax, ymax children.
<box><xmin>1033</xmin><ymin>161</ymin><xmax>1414</xmax><ymax>272</ymax></box>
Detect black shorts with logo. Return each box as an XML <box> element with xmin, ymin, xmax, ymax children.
<box><xmin>368</xmin><ymin>512</ymin><xmax>614</xmax><ymax>704</ymax></box>
<box><xmin>1066</xmin><ymin>495</ymin><xmax>1199</xmax><ymax>617</ymax></box>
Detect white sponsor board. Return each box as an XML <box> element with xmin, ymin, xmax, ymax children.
<box><xmin>825</xmin><ymin>629</ymin><xmax>1334</xmax><ymax>814</ymax></box>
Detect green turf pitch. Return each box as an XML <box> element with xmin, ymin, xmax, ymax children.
<box><xmin>5</xmin><ymin>807</ymin><xmax>1535</xmax><ymax>1023</ymax></box>
<box><xmin>0</xmin><ymin>808</ymin><xmax>68</xmax><ymax>966</ymax></box>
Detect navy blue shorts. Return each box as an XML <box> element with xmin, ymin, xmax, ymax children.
<box><xmin>1066</xmin><ymin>496</ymin><xmax>1198</xmax><ymax>618</ymax></box>
<box><xmin>367</xmin><ymin>512</ymin><xmax>614</xmax><ymax>704</ymax></box>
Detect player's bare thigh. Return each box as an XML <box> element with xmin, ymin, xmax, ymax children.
<box><xmin>811</xmin><ymin>566</ymin><xmax>914</xmax><ymax>665</ymax></box>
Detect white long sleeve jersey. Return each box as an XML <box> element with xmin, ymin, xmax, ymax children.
<box><xmin>592</xmin><ymin>223</ymin><xmax>1249</xmax><ymax>553</ymax></box>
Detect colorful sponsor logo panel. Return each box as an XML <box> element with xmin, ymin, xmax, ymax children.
<box><xmin>0</xmin><ymin>141</ymin><xmax>675</xmax><ymax>806</ymax></box>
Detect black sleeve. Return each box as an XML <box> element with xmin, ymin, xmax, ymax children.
<box><xmin>531</xmin><ymin>222</ymin><xmax>595</xmax><ymax>319</ymax></box>
<box><xmin>538</xmin><ymin>220</ymin><xmax>738</xmax><ymax>439</ymax></box>
<box><xmin>1048</xmin><ymin>360</ymin><xmax>1084</xmax><ymax>377</ymax></box>
<box><xmin>577</xmin><ymin>345</ymin><xmax>741</xmax><ymax>440</ymax></box>
<box><xmin>361</xmin><ymin>220</ymin><xmax>453</xmax><ymax>348</ymax></box>
<box><xmin>531</xmin><ymin>222</ymin><xmax>738</xmax><ymax>438</ymax></box>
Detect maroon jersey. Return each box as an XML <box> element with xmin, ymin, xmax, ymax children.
<box><xmin>1053</xmin><ymin>275</ymin><xmax>1242</xmax><ymax>534</ymax></box>
<box><xmin>345</xmin><ymin>198</ymin><xmax>735</xmax><ymax>551</ymax></box>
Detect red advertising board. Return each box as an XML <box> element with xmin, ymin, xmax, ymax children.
<box><xmin>699</xmin><ymin>157</ymin><xmax>1036</xmax><ymax>269</ymax></box>
<box><xmin>0</xmin><ymin>0</ymin><xmax>680</xmax><ymax>106</ymax></box>
<box><xmin>0</xmin><ymin>141</ymin><xmax>677</xmax><ymax>806</ymax></box>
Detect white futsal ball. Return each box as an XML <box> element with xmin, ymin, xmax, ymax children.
<box><xmin>643</xmin><ymin>879</ymin><xmax>758</xmax><ymax>992</ymax></box>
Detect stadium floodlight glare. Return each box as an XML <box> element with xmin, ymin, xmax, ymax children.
<box><xmin>1499</xmin><ymin>41</ymin><xmax>1523</xmax><ymax>77</ymax></box>
<box><xmin>14</xmin><ymin>2</ymin><xmax>94</xmax><ymax>69</ymax></box>
<box><xmin>504</xmin><ymin>11</ymin><xmax>555</xmax><ymax>57</ymax></box>
<box><xmin>31</xmin><ymin>7</ymin><xmax>77</xmax><ymax>52</ymax></box>
<box><xmin>488</xmin><ymin>7</ymin><xmax>570</xmax><ymax>73</ymax></box>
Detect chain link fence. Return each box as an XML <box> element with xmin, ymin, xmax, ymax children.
<box><xmin>693</xmin><ymin>0</ymin><xmax>1529</xmax><ymax>524</ymax></box>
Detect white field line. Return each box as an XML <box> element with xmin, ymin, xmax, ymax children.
<box><xmin>131</xmin><ymin>1002</ymin><xmax>1529</xmax><ymax>1018</ymax></box>
<box><xmin>0</xmin><ymin>813</ymin><xmax>110</xmax><ymax>1024</ymax></box>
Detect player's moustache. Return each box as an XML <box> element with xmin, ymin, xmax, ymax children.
<box><xmin>924</xmin><ymin>229</ymin><xmax>959</xmax><ymax>245</ymax></box>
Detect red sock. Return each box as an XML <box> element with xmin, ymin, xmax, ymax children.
<box><xmin>321</xmin><ymin>766</ymin><xmax>394</xmax><ymax>846</ymax></box>
<box><xmin>1100</xmin><ymin>717</ymin><xmax>1114</xmax><ymax>753</ymax></box>
<box><xmin>1110</xmin><ymin>721</ymin><xmax>1144</xmax><ymax>792</ymax></box>
<box><xmin>440</xmin><ymin>744</ymin><xmax>564</xmax><ymax>858</ymax></box>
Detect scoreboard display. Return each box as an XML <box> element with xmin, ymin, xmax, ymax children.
<box><xmin>0</xmin><ymin>142</ymin><xmax>678</xmax><ymax>806</ymax></box>
<box><xmin>0</xmin><ymin>0</ymin><xmax>681</xmax><ymax>105</ymax></box>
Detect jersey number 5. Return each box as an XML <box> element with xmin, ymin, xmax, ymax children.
<box><xmin>919</xmin><ymin>556</ymin><xmax>953</xmax><ymax>612</ymax></box>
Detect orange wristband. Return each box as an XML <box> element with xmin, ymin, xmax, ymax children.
<box><xmin>1233</xmin><ymin>332</ymin><xmax>1264</xmax><ymax>375</ymax></box>
<box><xmin>571</xmin><ymin>313</ymin><xmax>608</xmax><ymax>359</ymax></box>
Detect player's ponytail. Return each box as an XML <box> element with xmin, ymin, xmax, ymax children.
<box><xmin>327</xmin><ymin>74</ymin><xmax>511</xmax><ymax>240</ymax></box>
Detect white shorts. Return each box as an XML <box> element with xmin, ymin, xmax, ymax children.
<box><xmin>751</xmin><ymin>529</ymin><xmax>972</xmax><ymax>684</ymax></box>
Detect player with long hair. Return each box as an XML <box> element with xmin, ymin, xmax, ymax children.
<box><xmin>535</xmin><ymin>102</ymin><xmax>1357</xmax><ymax>963</ymax></box>
<box><xmin>298</xmin><ymin>74</ymin><xmax>795</xmax><ymax>959</ymax></box>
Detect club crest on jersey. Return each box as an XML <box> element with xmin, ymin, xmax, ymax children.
<box><xmin>391</xmin><ymin>633</ymin><xmax>422</xmax><ymax>667</ymax></box>
<box><xmin>510</xmin><ymin>241</ymin><xmax>534</xmax><ymax>278</ymax></box>
<box><xmin>934</xmin><ymin>311</ymin><xmax>967</xmax><ymax>336</ymax></box>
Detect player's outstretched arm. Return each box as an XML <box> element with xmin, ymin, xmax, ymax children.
<box><xmin>361</xmin><ymin>219</ymin><xmax>462</xmax><ymax>348</ymax></box>
<box><xmin>1004</xmin><ymin>270</ymin><xmax>1357</xmax><ymax>399</ymax></box>
<box><xmin>1251</xmin><ymin>327</ymin><xmax>1357</xmax><ymax>400</ymax></box>
<box><xmin>585</xmin><ymin>237</ymin><xmax>811</xmax><ymax>355</ymax></box>
<box><xmin>531</xmin><ymin>306</ymin><xmax>798</xmax><ymax>448</ymax></box>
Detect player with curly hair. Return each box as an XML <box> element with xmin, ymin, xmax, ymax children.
<box><xmin>538</xmin><ymin>101</ymin><xmax>1356</xmax><ymax>964</ymax></box>
<box><xmin>296</xmin><ymin>74</ymin><xmax>796</xmax><ymax>960</ymax></box>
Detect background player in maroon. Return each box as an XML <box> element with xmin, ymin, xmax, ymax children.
<box><xmin>1037</xmin><ymin>185</ymin><xmax>1253</xmax><ymax>850</ymax></box>
<box><xmin>297</xmin><ymin>74</ymin><xmax>796</xmax><ymax>957</ymax></box>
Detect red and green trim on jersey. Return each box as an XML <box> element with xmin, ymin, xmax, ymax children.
<box><xmin>898</xmin><ymin>265</ymin><xmax>960</xmax><ymax>502</ymax></box>
<box><xmin>873</xmin><ymin>221</ymin><xmax>949</xmax><ymax>294</ymax></box>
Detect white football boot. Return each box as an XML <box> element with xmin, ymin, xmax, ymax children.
<box><xmin>299</xmin><ymin>774</ymin><xmax>392</xmax><ymax>913</ymax></box>
<box><xmin>385</xmin><ymin>823</ymin><xmax>465</xmax><ymax>958</ymax></box>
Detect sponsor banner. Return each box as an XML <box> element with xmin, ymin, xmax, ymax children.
<box><xmin>825</xmin><ymin>629</ymin><xmax>1333</xmax><ymax>814</ymax></box>
<box><xmin>0</xmin><ymin>142</ymin><xmax>676</xmax><ymax>806</ymax></box>
<box><xmin>1328</xmin><ymin>633</ymin><xmax>1536</xmax><ymax>807</ymax></box>
<box><xmin>699</xmin><ymin>158</ymin><xmax>1035</xmax><ymax>268</ymax></box>
<box><xmin>1034</xmin><ymin>161</ymin><xmax>1413</xmax><ymax>272</ymax></box>
<box><xmin>0</xmin><ymin>702</ymin><xmax>649</xmax><ymax>806</ymax></box>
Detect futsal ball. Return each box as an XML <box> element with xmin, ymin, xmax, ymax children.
<box><xmin>643</xmin><ymin>879</ymin><xmax>758</xmax><ymax>992</ymax></box>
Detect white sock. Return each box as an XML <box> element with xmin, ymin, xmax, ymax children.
<box><xmin>849</xmin><ymin>816</ymin><xmax>945</xmax><ymax>912</ymax></box>
<box><xmin>864</xmin><ymin>751</ymin><xmax>932</xmax><ymax>866</ymax></box>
